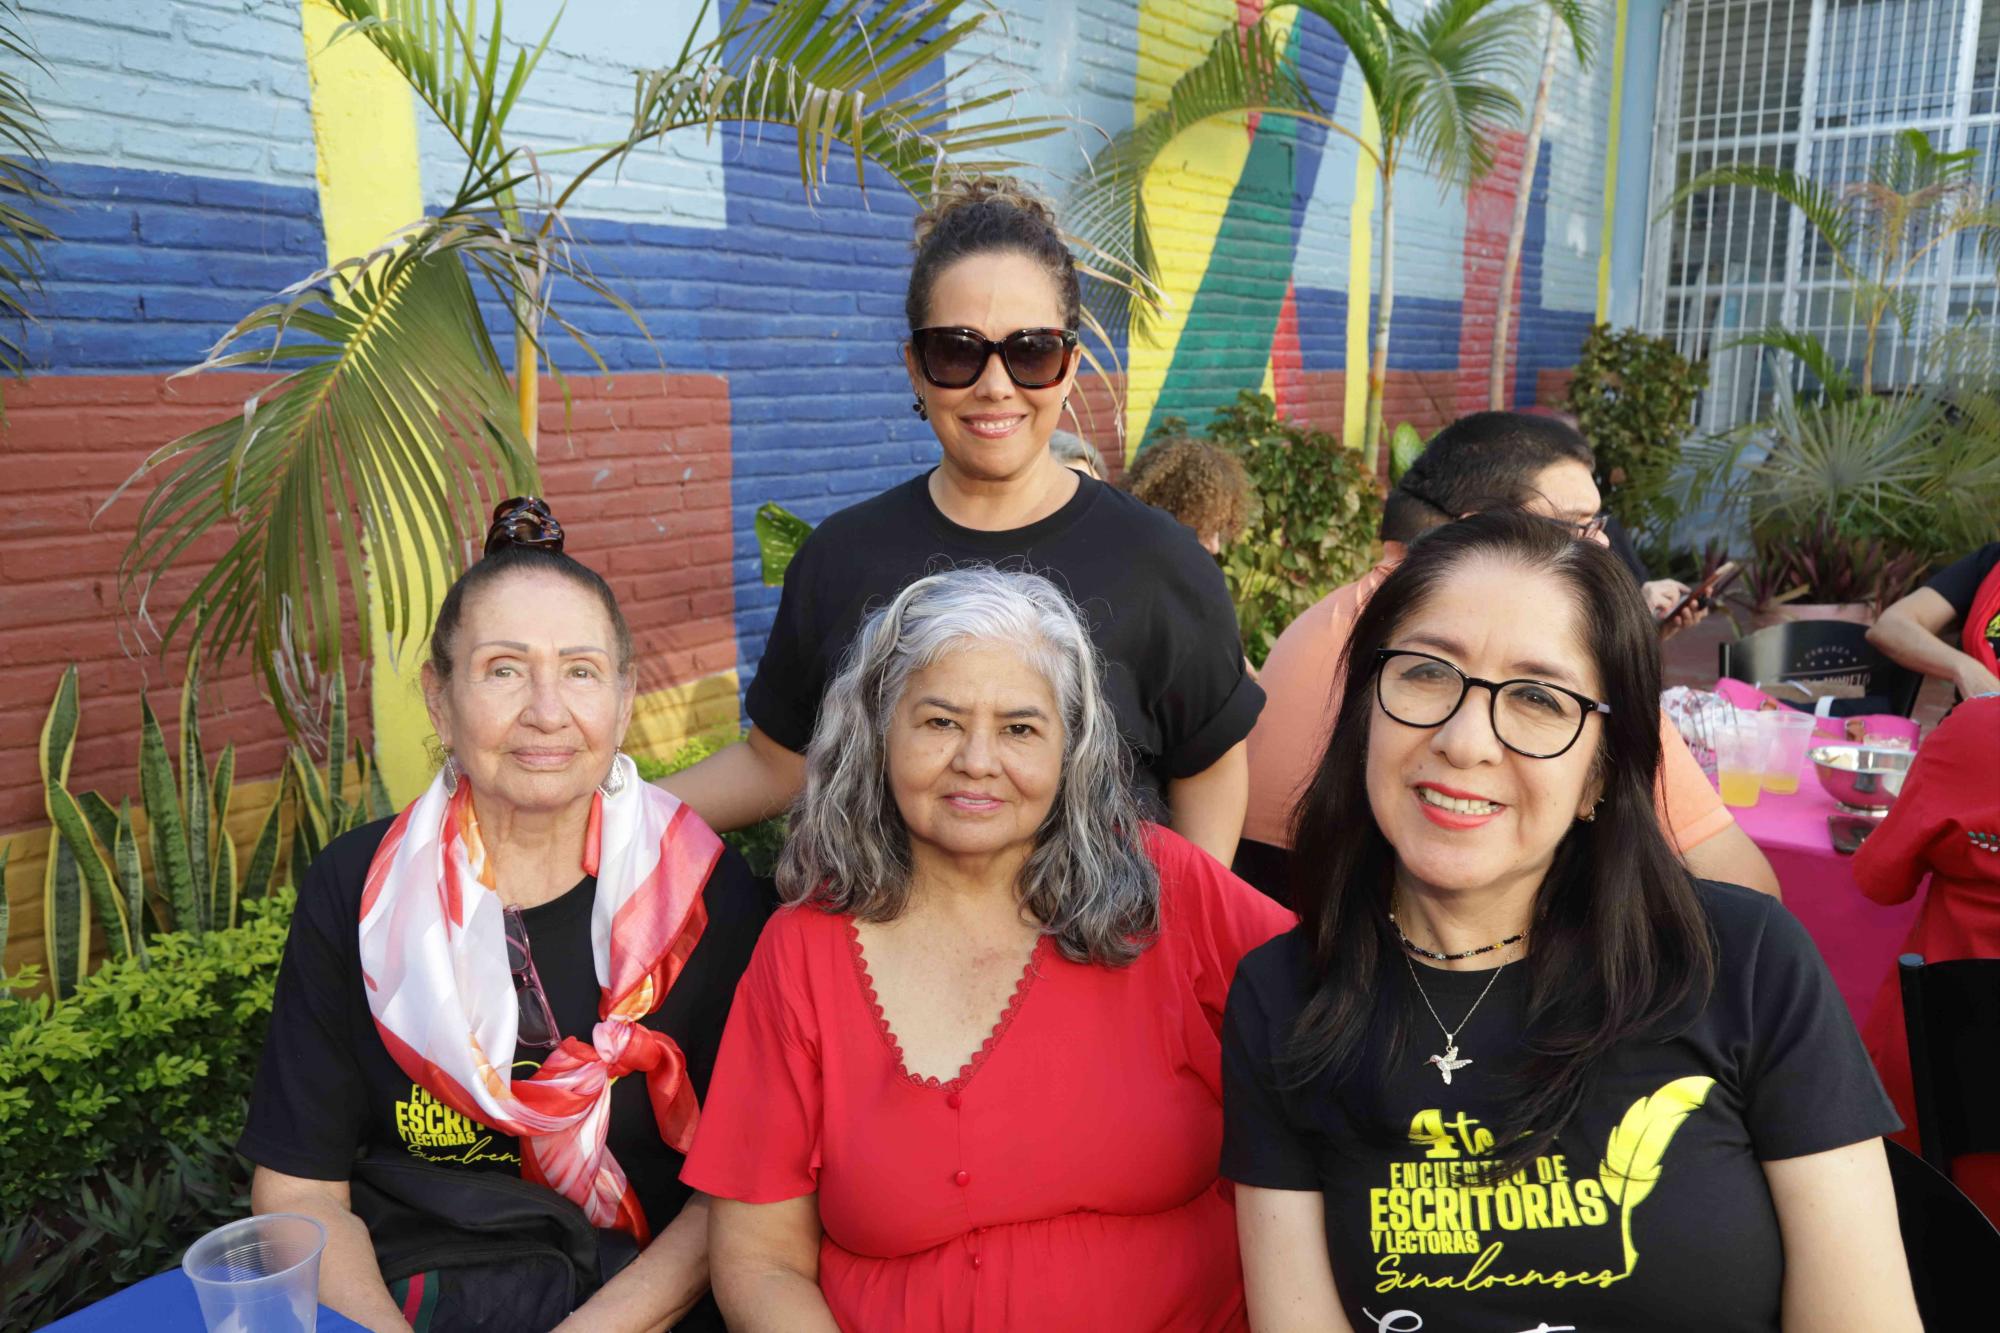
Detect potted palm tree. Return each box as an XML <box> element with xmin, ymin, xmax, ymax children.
<box><xmin>1667</xmin><ymin>130</ymin><xmax>2000</xmax><ymax>623</ymax></box>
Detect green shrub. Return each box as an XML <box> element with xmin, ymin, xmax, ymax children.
<box><xmin>1563</xmin><ymin>324</ymin><xmax>1708</xmax><ymax>536</ymax></box>
<box><xmin>636</xmin><ymin>734</ymin><xmax>787</xmax><ymax>878</ymax></box>
<box><xmin>1162</xmin><ymin>393</ymin><xmax>1381</xmax><ymax>667</ymax></box>
<box><xmin>0</xmin><ymin>892</ymin><xmax>292</xmax><ymax>1329</ymax></box>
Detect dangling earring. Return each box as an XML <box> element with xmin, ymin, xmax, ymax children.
<box><xmin>912</xmin><ymin>396</ymin><xmax>928</xmax><ymax>422</ymax></box>
<box><xmin>440</xmin><ymin>753</ymin><xmax>460</xmax><ymax>794</ymax></box>
<box><xmin>599</xmin><ymin>751</ymin><xmax>628</xmax><ymax>798</ymax></box>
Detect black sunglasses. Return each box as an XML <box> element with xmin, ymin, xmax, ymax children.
<box><xmin>485</xmin><ymin>495</ymin><xmax>565</xmax><ymax>557</ymax></box>
<box><xmin>1371</xmin><ymin>648</ymin><xmax>1612</xmax><ymax>760</ymax></box>
<box><xmin>502</xmin><ymin>905</ymin><xmax>560</xmax><ymax>1052</ymax></box>
<box><xmin>909</xmin><ymin>326</ymin><xmax>1078</xmax><ymax>390</ymax></box>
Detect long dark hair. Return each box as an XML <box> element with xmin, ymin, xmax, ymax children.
<box><xmin>1285</xmin><ymin>510</ymin><xmax>1715</xmax><ymax>1177</ymax></box>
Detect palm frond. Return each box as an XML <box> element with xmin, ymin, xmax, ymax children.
<box><xmin>1873</xmin><ymin>127</ymin><xmax>1976</xmax><ymax>197</ymax></box>
<box><xmin>1287</xmin><ymin>0</ymin><xmax>1390</xmax><ymax>102</ymax></box>
<box><xmin>116</xmin><ymin>0</ymin><xmax>1076</xmax><ymax>725</ymax></box>
<box><xmin>0</xmin><ymin>0</ymin><xmax>55</xmax><ymax>381</ymax></box>
<box><xmin>1065</xmin><ymin>15</ymin><xmax>1332</xmax><ymax>340</ymax></box>
<box><xmin>323</xmin><ymin>0</ymin><xmax>558</xmax><ymax>209</ymax></box>
<box><xmin>106</xmin><ymin>218</ymin><xmax>542</xmax><ymax>707</ymax></box>
<box><xmin>1662</xmin><ymin>164</ymin><xmax>1859</xmax><ymax>268</ymax></box>
<box><xmin>1723</xmin><ymin>326</ymin><xmax>1854</xmax><ymax>401</ymax></box>
<box><xmin>1541</xmin><ymin>0</ymin><xmax>1596</xmax><ymax>66</ymax></box>
<box><xmin>1748</xmin><ymin>387</ymin><xmax>1941</xmax><ymax>542</ymax></box>
<box><xmin>1387</xmin><ymin>0</ymin><xmax>1534</xmax><ymax>185</ymax></box>
<box><xmin>616</xmin><ymin>0</ymin><xmax>1062</xmax><ymax>207</ymax></box>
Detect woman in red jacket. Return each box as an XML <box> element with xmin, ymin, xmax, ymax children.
<box><xmin>1854</xmin><ymin>692</ymin><xmax>2000</xmax><ymax>1221</ymax></box>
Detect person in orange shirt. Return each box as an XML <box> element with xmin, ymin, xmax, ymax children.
<box><xmin>1236</xmin><ymin>411</ymin><xmax>1779</xmax><ymax>904</ymax></box>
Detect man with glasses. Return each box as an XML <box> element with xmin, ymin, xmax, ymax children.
<box><xmin>1236</xmin><ymin>411</ymin><xmax>1779</xmax><ymax>903</ymax></box>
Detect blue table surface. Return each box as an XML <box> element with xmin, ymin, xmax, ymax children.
<box><xmin>43</xmin><ymin>1269</ymin><xmax>369</xmax><ymax>1332</ymax></box>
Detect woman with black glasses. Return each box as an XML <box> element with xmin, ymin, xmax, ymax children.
<box><xmin>660</xmin><ymin>177</ymin><xmax>1263</xmax><ymax>866</ymax></box>
<box><xmin>240</xmin><ymin>499</ymin><xmax>768</xmax><ymax>1332</ymax></box>
<box><xmin>1222</xmin><ymin>511</ymin><xmax>1919</xmax><ymax>1331</ymax></box>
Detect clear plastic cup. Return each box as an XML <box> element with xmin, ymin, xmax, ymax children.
<box><xmin>183</xmin><ymin>1213</ymin><xmax>324</xmax><ymax>1333</ymax></box>
<box><xmin>1715</xmin><ymin>712</ymin><xmax>1764</xmax><ymax>808</ymax></box>
<box><xmin>1759</xmin><ymin>711</ymin><xmax>1818</xmax><ymax>796</ymax></box>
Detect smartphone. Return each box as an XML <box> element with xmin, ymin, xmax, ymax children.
<box><xmin>1658</xmin><ymin>560</ymin><xmax>1741</xmax><ymax>631</ymax></box>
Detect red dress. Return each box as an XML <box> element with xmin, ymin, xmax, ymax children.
<box><xmin>1853</xmin><ymin>695</ymin><xmax>2000</xmax><ymax>1222</ymax></box>
<box><xmin>681</xmin><ymin>826</ymin><xmax>1294</xmax><ymax>1331</ymax></box>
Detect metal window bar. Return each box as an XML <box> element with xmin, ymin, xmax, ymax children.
<box><xmin>1647</xmin><ymin>0</ymin><xmax>1998</xmax><ymax>429</ymax></box>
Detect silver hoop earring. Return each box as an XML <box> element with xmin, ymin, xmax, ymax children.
<box><xmin>440</xmin><ymin>753</ymin><xmax>460</xmax><ymax>794</ymax></box>
<box><xmin>599</xmin><ymin>752</ymin><xmax>628</xmax><ymax>798</ymax></box>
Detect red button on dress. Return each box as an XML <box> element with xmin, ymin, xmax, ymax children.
<box><xmin>945</xmin><ymin>1091</ymin><xmax>962</xmax><ymax>1109</ymax></box>
<box><xmin>954</xmin><ymin>1170</ymin><xmax>970</xmax><ymax>1186</ymax></box>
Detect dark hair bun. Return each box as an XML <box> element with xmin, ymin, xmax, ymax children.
<box><xmin>913</xmin><ymin>176</ymin><xmax>1061</xmax><ymax>250</ymax></box>
<box><xmin>484</xmin><ymin>495</ymin><xmax>566</xmax><ymax>557</ymax></box>
<box><xmin>906</xmin><ymin>175</ymin><xmax>1080</xmax><ymax>332</ymax></box>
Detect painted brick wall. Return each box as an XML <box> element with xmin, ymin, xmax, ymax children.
<box><xmin>1</xmin><ymin>0</ymin><xmax>1627</xmax><ymax>971</ymax></box>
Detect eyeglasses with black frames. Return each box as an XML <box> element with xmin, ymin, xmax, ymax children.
<box><xmin>1567</xmin><ymin>511</ymin><xmax>1611</xmax><ymax>541</ymax></box>
<box><xmin>1371</xmin><ymin>648</ymin><xmax>1612</xmax><ymax>759</ymax></box>
<box><xmin>909</xmin><ymin>326</ymin><xmax>1078</xmax><ymax>390</ymax></box>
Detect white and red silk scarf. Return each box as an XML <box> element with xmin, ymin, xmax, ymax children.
<box><xmin>358</xmin><ymin>753</ymin><xmax>721</xmax><ymax>1244</ymax></box>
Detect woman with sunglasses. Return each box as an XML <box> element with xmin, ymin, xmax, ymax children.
<box><xmin>1222</xmin><ymin>512</ymin><xmax>1918</xmax><ymax>1331</ymax></box>
<box><xmin>661</xmin><ymin>177</ymin><xmax>1263</xmax><ymax>866</ymax></box>
<box><xmin>241</xmin><ymin>499</ymin><xmax>769</xmax><ymax>1332</ymax></box>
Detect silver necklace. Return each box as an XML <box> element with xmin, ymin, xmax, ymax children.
<box><xmin>1401</xmin><ymin>950</ymin><xmax>1510</xmax><ymax>1085</ymax></box>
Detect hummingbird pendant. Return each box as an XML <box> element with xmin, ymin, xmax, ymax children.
<box><xmin>1426</xmin><ymin>1044</ymin><xmax>1472</xmax><ymax>1084</ymax></box>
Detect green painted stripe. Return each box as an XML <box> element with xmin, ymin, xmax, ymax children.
<box><xmin>1146</xmin><ymin>108</ymin><xmax>1306</xmax><ymax>439</ymax></box>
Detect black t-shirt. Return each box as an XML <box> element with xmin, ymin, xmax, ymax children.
<box><xmin>1221</xmin><ymin>882</ymin><xmax>1899</xmax><ymax>1332</ymax></box>
<box><xmin>745</xmin><ymin>470</ymin><xmax>1264</xmax><ymax>807</ymax></box>
<box><xmin>241</xmin><ymin>818</ymin><xmax>769</xmax><ymax>1320</ymax></box>
<box><xmin>1926</xmin><ymin>540</ymin><xmax>2000</xmax><ymax>658</ymax></box>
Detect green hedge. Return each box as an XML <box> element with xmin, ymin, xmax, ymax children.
<box><xmin>0</xmin><ymin>891</ymin><xmax>293</xmax><ymax>1330</ymax></box>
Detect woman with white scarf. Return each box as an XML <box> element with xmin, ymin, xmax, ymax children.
<box><xmin>241</xmin><ymin>498</ymin><xmax>767</xmax><ymax>1333</ymax></box>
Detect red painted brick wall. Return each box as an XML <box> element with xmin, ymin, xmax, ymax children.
<box><xmin>1</xmin><ymin>370</ymin><xmax>735</xmax><ymax>836</ymax></box>
<box><xmin>1</xmin><ymin>372</ymin><xmax>315</xmax><ymax>833</ymax></box>
<box><xmin>533</xmin><ymin>373</ymin><xmax>736</xmax><ymax>699</ymax></box>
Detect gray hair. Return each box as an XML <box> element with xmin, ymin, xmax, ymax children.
<box><xmin>777</xmin><ymin>567</ymin><xmax>1160</xmax><ymax>966</ymax></box>
<box><xmin>1047</xmin><ymin>430</ymin><xmax>1103</xmax><ymax>478</ymax></box>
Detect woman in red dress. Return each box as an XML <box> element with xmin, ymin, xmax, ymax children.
<box><xmin>681</xmin><ymin>568</ymin><xmax>1293</xmax><ymax>1330</ymax></box>
<box><xmin>1854</xmin><ymin>692</ymin><xmax>2000</xmax><ymax>1221</ymax></box>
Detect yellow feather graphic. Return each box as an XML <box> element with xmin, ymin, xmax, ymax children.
<box><xmin>1597</xmin><ymin>1075</ymin><xmax>1717</xmax><ymax>1274</ymax></box>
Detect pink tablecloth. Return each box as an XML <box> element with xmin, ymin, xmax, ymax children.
<box><xmin>1727</xmin><ymin>752</ymin><xmax>1924</xmax><ymax>1027</ymax></box>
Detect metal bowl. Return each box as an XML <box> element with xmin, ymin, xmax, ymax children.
<box><xmin>1809</xmin><ymin>744</ymin><xmax>1916</xmax><ymax>814</ymax></box>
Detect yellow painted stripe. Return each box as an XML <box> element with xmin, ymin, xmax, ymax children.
<box><xmin>1597</xmin><ymin>0</ymin><xmax>1631</xmax><ymax>324</ymax></box>
<box><xmin>1343</xmin><ymin>88</ymin><xmax>1381</xmax><ymax>450</ymax></box>
<box><xmin>625</xmin><ymin>671</ymin><xmax>744</xmax><ymax>759</ymax></box>
<box><xmin>1126</xmin><ymin>2</ymin><xmax>1297</xmax><ymax>455</ymax></box>
<box><xmin>299</xmin><ymin>0</ymin><xmax>438</xmax><ymax>804</ymax></box>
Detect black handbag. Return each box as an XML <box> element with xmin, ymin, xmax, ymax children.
<box><xmin>348</xmin><ymin>1154</ymin><xmax>638</xmax><ymax>1333</ymax></box>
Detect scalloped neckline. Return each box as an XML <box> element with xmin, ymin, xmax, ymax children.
<box><xmin>844</xmin><ymin>915</ymin><xmax>1044</xmax><ymax>1094</ymax></box>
